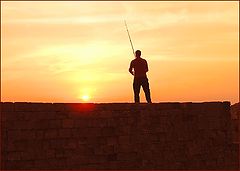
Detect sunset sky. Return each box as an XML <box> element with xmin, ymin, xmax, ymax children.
<box><xmin>1</xmin><ymin>1</ymin><xmax>239</xmax><ymax>104</ymax></box>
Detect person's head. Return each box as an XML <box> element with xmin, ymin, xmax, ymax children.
<box><xmin>135</xmin><ymin>50</ymin><xmax>141</xmax><ymax>58</ymax></box>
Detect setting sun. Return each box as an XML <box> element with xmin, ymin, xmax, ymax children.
<box><xmin>81</xmin><ymin>95</ymin><xmax>90</xmax><ymax>102</ymax></box>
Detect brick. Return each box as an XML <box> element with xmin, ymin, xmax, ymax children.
<box><xmin>107</xmin><ymin>118</ymin><xmax>117</xmax><ymax>127</ymax></box>
<box><xmin>7</xmin><ymin>152</ymin><xmax>22</xmax><ymax>161</ymax></box>
<box><xmin>3</xmin><ymin>112</ymin><xmax>25</xmax><ymax>121</ymax></box>
<box><xmin>19</xmin><ymin>130</ymin><xmax>36</xmax><ymax>140</ymax></box>
<box><xmin>118</xmin><ymin>117</ymin><xmax>129</xmax><ymax>126</ymax></box>
<box><xmin>98</xmin><ymin>119</ymin><xmax>108</xmax><ymax>127</ymax></box>
<box><xmin>85</xmin><ymin>137</ymin><xmax>101</xmax><ymax>148</ymax></box>
<box><xmin>2</xmin><ymin>102</ymin><xmax>15</xmax><ymax>112</ymax></box>
<box><xmin>88</xmin><ymin>119</ymin><xmax>102</xmax><ymax>127</ymax></box>
<box><xmin>35</xmin><ymin>130</ymin><xmax>45</xmax><ymax>140</ymax></box>
<box><xmin>21</xmin><ymin>150</ymin><xmax>38</xmax><ymax>160</ymax></box>
<box><xmin>33</xmin><ymin>120</ymin><xmax>50</xmax><ymax>129</ymax></box>
<box><xmin>101</xmin><ymin>127</ymin><xmax>116</xmax><ymax>136</ymax></box>
<box><xmin>94</xmin><ymin>146</ymin><xmax>104</xmax><ymax>155</ymax></box>
<box><xmin>74</xmin><ymin>144</ymin><xmax>89</xmax><ymax>155</ymax></box>
<box><xmin>14</xmin><ymin>102</ymin><xmax>31</xmax><ymax>112</ymax></box>
<box><xmin>116</xmin><ymin>125</ymin><xmax>131</xmax><ymax>135</ymax></box>
<box><xmin>116</xmin><ymin>144</ymin><xmax>134</xmax><ymax>153</ymax></box>
<box><xmin>98</xmin><ymin>110</ymin><xmax>113</xmax><ymax>118</ymax></box>
<box><xmin>50</xmin><ymin>139</ymin><xmax>66</xmax><ymax>149</ymax></box>
<box><xmin>74</xmin><ymin>119</ymin><xmax>89</xmax><ymax>128</ymax></box>
<box><xmin>5</xmin><ymin>160</ymin><xmax>35</xmax><ymax>170</ymax></box>
<box><xmin>62</xmin><ymin>119</ymin><xmax>74</xmax><ymax>128</ymax></box>
<box><xmin>24</xmin><ymin>140</ymin><xmax>43</xmax><ymax>151</ymax></box>
<box><xmin>102</xmin><ymin>145</ymin><xmax>115</xmax><ymax>154</ymax></box>
<box><xmin>55</xmin><ymin>111</ymin><xmax>69</xmax><ymax>119</ymax></box>
<box><xmin>85</xmin><ymin>127</ymin><xmax>102</xmax><ymax>137</ymax></box>
<box><xmin>55</xmin><ymin>149</ymin><xmax>66</xmax><ymax>158</ymax></box>
<box><xmin>58</xmin><ymin>129</ymin><xmax>72</xmax><ymax>138</ymax></box>
<box><xmin>118</xmin><ymin>135</ymin><xmax>130</xmax><ymax>144</ymax></box>
<box><xmin>48</xmin><ymin>120</ymin><xmax>62</xmax><ymax>129</ymax></box>
<box><xmin>45</xmin><ymin>158</ymin><xmax>67</xmax><ymax>169</ymax></box>
<box><xmin>117</xmin><ymin>152</ymin><xmax>138</xmax><ymax>162</ymax></box>
<box><xmin>7</xmin><ymin>130</ymin><xmax>21</xmax><ymax>141</ymax></box>
<box><xmin>33</xmin><ymin>111</ymin><xmax>56</xmax><ymax>120</ymax></box>
<box><xmin>42</xmin><ymin>140</ymin><xmax>51</xmax><ymax>150</ymax></box>
<box><xmin>13</xmin><ymin>141</ymin><xmax>29</xmax><ymax>151</ymax></box>
<box><xmin>5</xmin><ymin>141</ymin><xmax>16</xmax><ymax>152</ymax></box>
<box><xmin>45</xmin><ymin>129</ymin><xmax>58</xmax><ymax>139</ymax></box>
<box><xmin>54</xmin><ymin>103</ymin><xmax>66</xmax><ymax>111</ymax></box>
<box><xmin>64</xmin><ymin>139</ymin><xmax>78</xmax><ymax>149</ymax></box>
<box><xmin>34</xmin><ymin>160</ymin><xmax>51</xmax><ymax>169</ymax></box>
<box><xmin>67</xmin><ymin>155</ymin><xmax>89</xmax><ymax>166</ymax></box>
<box><xmin>107</xmin><ymin>136</ymin><xmax>118</xmax><ymax>146</ymax></box>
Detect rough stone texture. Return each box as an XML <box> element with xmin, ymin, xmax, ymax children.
<box><xmin>231</xmin><ymin>102</ymin><xmax>240</xmax><ymax>144</ymax></box>
<box><xmin>0</xmin><ymin>102</ymin><xmax>239</xmax><ymax>170</ymax></box>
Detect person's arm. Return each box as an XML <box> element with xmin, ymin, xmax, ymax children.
<box><xmin>145</xmin><ymin>60</ymin><xmax>149</xmax><ymax>72</ymax></box>
<box><xmin>129</xmin><ymin>61</ymin><xmax>134</xmax><ymax>75</ymax></box>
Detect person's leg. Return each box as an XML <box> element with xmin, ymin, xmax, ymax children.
<box><xmin>142</xmin><ymin>77</ymin><xmax>152</xmax><ymax>103</ymax></box>
<box><xmin>133</xmin><ymin>78</ymin><xmax>141</xmax><ymax>103</ymax></box>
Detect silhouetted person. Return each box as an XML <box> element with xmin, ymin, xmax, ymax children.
<box><xmin>129</xmin><ymin>50</ymin><xmax>152</xmax><ymax>103</ymax></box>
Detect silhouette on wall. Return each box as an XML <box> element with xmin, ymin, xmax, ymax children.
<box><xmin>129</xmin><ymin>50</ymin><xmax>152</xmax><ymax>103</ymax></box>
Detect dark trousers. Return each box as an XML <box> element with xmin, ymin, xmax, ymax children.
<box><xmin>133</xmin><ymin>77</ymin><xmax>152</xmax><ymax>103</ymax></box>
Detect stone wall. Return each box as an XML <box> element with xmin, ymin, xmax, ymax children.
<box><xmin>1</xmin><ymin>102</ymin><xmax>239</xmax><ymax>170</ymax></box>
<box><xmin>231</xmin><ymin>102</ymin><xmax>240</xmax><ymax>144</ymax></box>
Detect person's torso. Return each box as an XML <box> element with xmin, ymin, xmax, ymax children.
<box><xmin>132</xmin><ymin>58</ymin><xmax>147</xmax><ymax>77</ymax></box>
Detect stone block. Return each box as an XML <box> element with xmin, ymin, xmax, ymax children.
<box><xmin>119</xmin><ymin>135</ymin><xmax>133</xmax><ymax>145</ymax></box>
<box><xmin>64</xmin><ymin>139</ymin><xmax>78</xmax><ymax>149</ymax></box>
<box><xmin>74</xmin><ymin>119</ymin><xmax>89</xmax><ymax>128</ymax></box>
<box><xmin>101</xmin><ymin>127</ymin><xmax>116</xmax><ymax>137</ymax></box>
<box><xmin>12</xmin><ymin>140</ymin><xmax>28</xmax><ymax>151</ymax></box>
<box><xmin>32</xmin><ymin>111</ymin><xmax>56</xmax><ymax>120</ymax></box>
<box><xmin>62</xmin><ymin>119</ymin><xmax>74</xmax><ymax>128</ymax></box>
<box><xmin>88</xmin><ymin>118</ymin><xmax>103</xmax><ymax>128</ymax></box>
<box><xmin>3</xmin><ymin>112</ymin><xmax>24</xmax><ymax>121</ymax></box>
<box><xmin>116</xmin><ymin>125</ymin><xmax>131</xmax><ymax>135</ymax></box>
<box><xmin>58</xmin><ymin>129</ymin><xmax>72</xmax><ymax>138</ymax></box>
<box><xmin>98</xmin><ymin>110</ymin><xmax>114</xmax><ymax>118</ymax></box>
<box><xmin>35</xmin><ymin>130</ymin><xmax>45</xmax><ymax>140</ymax></box>
<box><xmin>107</xmin><ymin>136</ymin><xmax>118</xmax><ymax>146</ymax></box>
<box><xmin>101</xmin><ymin>145</ymin><xmax>115</xmax><ymax>154</ymax></box>
<box><xmin>7</xmin><ymin>130</ymin><xmax>21</xmax><ymax>141</ymax></box>
<box><xmin>107</xmin><ymin>118</ymin><xmax>117</xmax><ymax>127</ymax></box>
<box><xmin>116</xmin><ymin>144</ymin><xmax>134</xmax><ymax>153</ymax></box>
<box><xmin>85</xmin><ymin>127</ymin><xmax>102</xmax><ymax>137</ymax></box>
<box><xmin>2</xmin><ymin>102</ymin><xmax>15</xmax><ymax>112</ymax></box>
<box><xmin>45</xmin><ymin>129</ymin><xmax>58</xmax><ymax>139</ymax></box>
<box><xmin>5</xmin><ymin>160</ymin><xmax>35</xmax><ymax>170</ymax></box>
<box><xmin>34</xmin><ymin>160</ymin><xmax>51</xmax><ymax>169</ymax></box>
<box><xmin>50</xmin><ymin>139</ymin><xmax>66</xmax><ymax>149</ymax></box>
<box><xmin>7</xmin><ymin>151</ymin><xmax>22</xmax><ymax>161</ymax></box>
<box><xmin>53</xmin><ymin>103</ymin><xmax>66</xmax><ymax>111</ymax></box>
<box><xmin>117</xmin><ymin>152</ymin><xmax>138</xmax><ymax>162</ymax></box>
<box><xmin>14</xmin><ymin>102</ymin><xmax>43</xmax><ymax>112</ymax></box>
<box><xmin>19</xmin><ymin>130</ymin><xmax>36</xmax><ymax>140</ymax></box>
<box><xmin>45</xmin><ymin>158</ymin><xmax>67</xmax><ymax>169</ymax></box>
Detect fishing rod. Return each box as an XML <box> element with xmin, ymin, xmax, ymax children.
<box><xmin>124</xmin><ymin>20</ymin><xmax>135</xmax><ymax>56</ymax></box>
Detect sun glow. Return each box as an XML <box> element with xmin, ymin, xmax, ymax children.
<box><xmin>1</xmin><ymin>1</ymin><xmax>239</xmax><ymax>104</ymax></box>
<box><xmin>81</xmin><ymin>95</ymin><xmax>90</xmax><ymax>102</ymax></box>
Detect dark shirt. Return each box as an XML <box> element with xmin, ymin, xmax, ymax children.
<box><xmin>129</xmin><ymin>57</ymin><xmax>148</xmax><ymax>78</ymax></box>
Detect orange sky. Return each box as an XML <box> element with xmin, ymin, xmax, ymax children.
<box><xmin>1</xmin><ymin>1</ymin><xmax>239</xmax><ymax>104</ymax></box>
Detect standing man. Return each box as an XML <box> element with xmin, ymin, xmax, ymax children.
<box><xmin>129</xmin><ymin>50</ymin><xmax>152</xmax><ymax>103</ymax></box>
